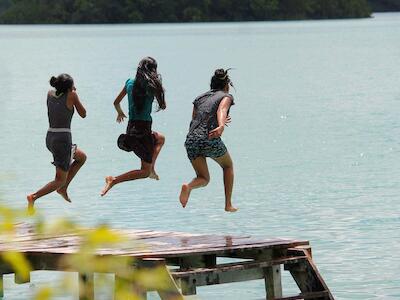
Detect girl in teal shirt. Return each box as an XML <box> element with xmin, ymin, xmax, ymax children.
<box><xmin>101</xmin><ymin>57</ymin><xmax>166</xmax><ymax>196</ymax></box>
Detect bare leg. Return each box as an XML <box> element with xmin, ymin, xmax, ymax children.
<box><xmin>57</xmin><ymin>148</ymin><xmax>87</xmax><ymax>202</ymax></box>
<box><xmin>149</xmin><ymin>132</ymin><xmax>165</xmax><ymax>180</ymax></box>
<box><xmin>27</xmin><ymin>167</ymin><xmax>68</xmax><ymax>211</ymax></box>
<box><xmin>212</xmin><ymin>152</ymin><xmax>237</xmax><ymax>212</ymax></box>
<box><xmin>101</xmin><ymin>160</ymin><xmax>151</xmax><ymax>196</ymax></box>
<box><xmin>179</xmin><ymin>156</ymin><xmax>210</xmax><ymax>208</ymax></box>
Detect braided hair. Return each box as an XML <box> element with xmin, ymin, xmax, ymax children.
<box><xmin>132</xmin><ymin>57</ymin><xmax>166</xmax><ymax>112</ymax></box>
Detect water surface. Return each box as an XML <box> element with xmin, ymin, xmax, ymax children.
<box><xmin>0</xmin><ymin>13</ymin><xmax>399</xmax><ymax>299</ymax></box>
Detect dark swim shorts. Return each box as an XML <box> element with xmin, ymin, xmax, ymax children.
<box><xmin>46</xmin><ymin>131</ymin><xmax>76</xmax><ymax>172</ymax></box>
<box><xmin>184</xmin><ymin>136</ymin><xmax>227</xmax><ymax>161</ymax></box>
<box><xmin>117</xmin><ymin>120</ymin><xmax>155</xmax><ymax>163</ymax></box>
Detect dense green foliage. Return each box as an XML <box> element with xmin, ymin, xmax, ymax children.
<box><xmin>0</xmin><ymin>0</ymin><xmax>379</xmax><ymax>24</ymax></box>
<box><xmin>368</xmin><ymin>0</ymin><xmax>400</xmax><ymax>11</ymax></box>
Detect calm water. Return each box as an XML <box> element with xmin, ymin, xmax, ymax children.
<box><xmin>0</xmin><ymin>13</ymin><xmax>399</xmax><ymax>300</ymax></box>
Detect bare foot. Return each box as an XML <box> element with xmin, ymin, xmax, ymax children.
<box><xmin>101</xmin><ymin>176</ymin><xmax>115</xmax><ymax>196</ymax></box>
<box><xmin>225</xmin><ymin>206</ymin><xmax>238</xmax><ymax>213</ymax></box>
<box><xmin>149</xmin><ymin>170</ymin><xmax>159</xmax><ymax>180</ymax></box>
<box><xmin>27</xmin><ymin>194</ymin><xmax>36</xmax><ymax>214</ymax></box>
<box><xmin>57</xmin><ymin>188</ymin><xmax>72</xmax><ymax>203</ymax></box>
<box><xmin>179</xmin><ymin>184</ymin><xmax>190</xmax><ymax>208</ymax></box>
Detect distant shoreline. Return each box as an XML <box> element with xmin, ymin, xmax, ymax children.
<box><xmin>0</xmin><ymin>0</ymin><xmax>376</xmax><ymax>25</ymax></box>
<box><xmin>0</xmin><ymin>14</ymin><xmax>378</xmax><ymax>26</ymax></box>
<box><xmin>1</xmin><ymin>0</ymin><xmax>398</xmax><ymax>25</ymax></box>
<box><xmin>2</xmin><ymin>12</ymin><xmax>400</xmax><ymax>27</ymax></box>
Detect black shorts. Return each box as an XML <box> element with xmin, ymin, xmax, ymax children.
<box><xmin>46</xmin><ymin>131</ymin><xmax>75</xmax><ymax>172</ymax></box>
<box><xmin>117</xmin><ymin>120</ymin><xmax>155</xmax><ymax>163</ymax></box>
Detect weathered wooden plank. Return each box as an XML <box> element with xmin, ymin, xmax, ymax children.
<box><xmin>180</xmin><ymin>267</ymin><xmax>264</xmax><ymax>293</ymax></box>
<box><xmin>1</xmin><ymin>231</ymin><xmax>304</xmax><ymax>249</ymax></box>
<box><xmin>122</xmin><ymin>240</ymin><xmax>309</xmax><ymax>258</ymax></box>
<box><xmin>171</xmin><ymin>256</ymin><xmax>307</xmax><ymax>295</ymax></box>
<box><xmin>0</xmin><ymin>238</ymin><xmax>309</xmax><ymax>260</ymax></box>
<box><xmin>172</xmin><ymin>256</ymin><xmax>306</xmax><ymax>278</ymax></box>
<box><xmin>1</xmin><ymin>226</ymin><xmax>309</xmax><ymax>263</ymax></box>
<box><xmin>178</xmin><ymin>254</ymin><xmax>217</xmax><ymax>270</ymax></box>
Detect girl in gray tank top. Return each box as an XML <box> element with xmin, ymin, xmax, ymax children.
<box><xmin>27</xmin><ymin>74</ymin><xmax>87</xmax><ymax>212</ymax></box>
<box><xmin>180</xmin><ymin>69</ymin><xmax>238</xmax><ymax>212</ymax></box>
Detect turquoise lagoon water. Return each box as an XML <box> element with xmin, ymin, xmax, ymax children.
<box><xmin>0</xmin><ymin>13</ymin><xmax>399</xmax><ymax>299</ymax></box>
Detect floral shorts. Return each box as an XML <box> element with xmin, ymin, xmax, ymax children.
<box><xmin>184</xmin><ymin>136</ymin><xmax>227</xmax><ymax>161</ymax></box>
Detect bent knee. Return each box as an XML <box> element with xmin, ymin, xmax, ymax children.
<box><xmin>220</xmin><ymin>158</ymin><xmax>233</xmax><ymax>169</ymax></box>
<box><xmin>75</xmin><ymin>152</ymin><xmax>87</xmax><ymax>164</ymax></box>
<box><xmin>156</xmin><ymin>134</ymin><xmax>165</xmax><ymax>145</ymax></box>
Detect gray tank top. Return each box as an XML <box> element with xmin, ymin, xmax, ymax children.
<box><xmin>47</xmin><ymin>90</ymin><xmax>74</xmax><ymax>130</ymax></box>
<box><xmin>187</xmin><ymin>90</ymin><xmax>234</xmax><ymax>139</ymax></box>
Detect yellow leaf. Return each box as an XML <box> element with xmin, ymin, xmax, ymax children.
<box><xmin>1</xmin><ymin>251</ymin><xmax>31</xmax><ymax>281</ymax></box>
<box><xmin>34</xmin><ymin>287</ymin><xmax>53</xmax><ymax>300</ymax></box>
<box><xmin>84</xmin><ymin>226</ymin><xmax>124</xmax><ymax>247</ymax></box>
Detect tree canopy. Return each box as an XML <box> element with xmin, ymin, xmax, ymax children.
<box><xmin>368</xmin><ymin>0</ymin><xmax>400</xmax><ymax>11</ymax></box>
<box><xmin>0</xmin><ymin>0</ymin><xmax>379</xmax><ymax>24</ymax></box>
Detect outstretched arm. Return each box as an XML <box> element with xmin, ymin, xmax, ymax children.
<box><xmin>114</xmin><ymin>87</ymin><xmax>127</xmax><ymax>123</ymax></box>
<box><xmin>208</xmin><ymin>96</ymin><xmax>232</xmax><ymax>139</ymax></box>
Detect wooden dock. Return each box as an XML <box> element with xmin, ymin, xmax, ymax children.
<box><xmin>0</xmin><ymin>224</ymin><xmax>334</xmax><ymax>299</ymax></box>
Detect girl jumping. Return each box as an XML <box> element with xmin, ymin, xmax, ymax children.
<box><xmin>180</xmin><ymin>69</ymin><xmax>237</xmax><ymax>212</ymax></box>
<box><xmin>27</xmin><ymin>74</ymin><xmax>87</xmax><ymax>210</ymax></box>
<box><xmin>101</xmin><ymin>57</ymin><xmax>166</xmax><ymax>196</ymax></box>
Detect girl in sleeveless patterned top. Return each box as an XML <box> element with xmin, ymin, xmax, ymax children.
<box><xmin>180</xmin><ymin>69</ymin><xmax>237</xmax><ymax>212</ymax></box>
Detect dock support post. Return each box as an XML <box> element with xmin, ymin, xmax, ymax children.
<box><xmin>156</xmin><ymin>267</ymin><xmax>183</xmax><ymax>300</ymax></box>
<box><xmin>79</xmin><ymin>273</ymin><xmax>94</xmax><ymax>300</ymax></box>
<box><xmin>115</xmin><ymin>273</ymin><xmax>147</xmax><ymax>300</ymax></box>
<box><xmin>139</xmin><ymin>258</ymin><xmax>183</xmax><ymax>300</ymax></box>
<box><xmin>132</xmin><ymin>285</ymin><xmax>147</xmax><ymax>300</ymax></box>
<box><xmin>177</xmin><ymin>254</ymin><xmax>215</xmax><ymax>296</ymax></box>
<box><xmin>15</xmin><ymin>272</ymin><xmax>30</xmax><ymax>284</ymax></box>
<box><xmin>0</xmin><ymin>274</ymin><xmax>3</xmax><ymax>298</ymax></box>
<box><xmin>180</xmin><ymin>276</ymin><xmax>197</xmax><ymax>296</ymax></box>
<box><xmin>264</xmin><ymin>265</ymin><xmax>283</xmax><ymax>300</ymax></box>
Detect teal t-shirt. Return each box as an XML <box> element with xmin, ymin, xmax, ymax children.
<box><xmin>125</xmin><ymin>78</ymin><xmax>154</xmax><ymax>122</ymax></box>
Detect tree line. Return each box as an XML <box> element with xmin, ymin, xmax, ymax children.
<box><xmin>0</xmin><ymin>0</ymin><xmax>381</xmax><ymax>24</ymax></box>
<box><xmin>368</xmin><ymin>0</ymin><xmax>400</xmax><ymax>11</ymax></box>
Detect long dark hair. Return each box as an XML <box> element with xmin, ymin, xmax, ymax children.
<box><xmin>210</xmin><ymin>68</ymin><xmax>233</xmax><ymax>90</ymax></box>
<box><xmin>132</xmin><ymin>57</ymin><xmax>166</xmax><ymax>112</ymax></box>
<box><xmin>49</xmin><ymin>73</ymin><xmax>74</xmax><ymax>96</ymax></box>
